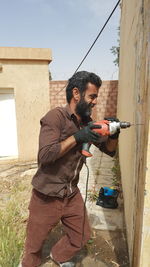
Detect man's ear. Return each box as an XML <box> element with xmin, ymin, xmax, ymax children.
<box><xmin>72</xmin><ymin>87</ymin><xmax>80</xmax><ymax>102</ymax></box>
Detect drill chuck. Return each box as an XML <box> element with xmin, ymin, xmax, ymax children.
<box><xmin>109</xmin><ymin>121</ymin><xmax>131</xmax><ymax>135</ymax></box>
<box><xmin>119</xmin><ymin>122</ymin><xmax>131</xmax><ymax>128</ymax></box>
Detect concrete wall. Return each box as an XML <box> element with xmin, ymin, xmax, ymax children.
<box><xmin>117</xmin><ymin>0</ymin><xmax>150</xmax><ymax>266</ymax></box>
<box><xmin>0</xmin><ymin>47</ymin><xmax>52</xmax><ymax>161</ymax></box>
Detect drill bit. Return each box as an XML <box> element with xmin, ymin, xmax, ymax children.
<box><xmin>130</xmin><ymin>124</ymin><xmax>144</xmax><ymax>126</ymax></box>
<box><xmin>119</xmin><ymin>122</ymin><xmax>144</xmax><ymax>128</ymax></box>
<box><xmin>120</xmin><ymin>122</ymin><xmax>131</xmax><ymax>128</ymax></box>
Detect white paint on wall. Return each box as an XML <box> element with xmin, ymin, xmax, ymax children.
<box><xmin>0</xmin><ymin>91</ymin><xmax>18</xmax><ymax>157</ymax></box>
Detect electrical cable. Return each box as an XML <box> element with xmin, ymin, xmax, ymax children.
<box><xmin>81</xmin><ymin>159</ymin><xmax>90</xmax><ymax>247</ymax></box>
<box><xmin>74</xmin><ymin>0</ymin><xmax>121</xmax><ymax>74</ymax></box>
<box><xmin>81</xmin><ymin>153</ymin><xmax>104</xmax><ymax>248</ymax></box>
<box><xmin>57</xmin><ymin>0</ymin><xmax>121</xmax><ymax>94</ymax></box>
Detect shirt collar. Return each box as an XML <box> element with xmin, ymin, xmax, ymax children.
<box><xmin>64</xmin><ymin>104</ymin><xmax>81</xmax><ymax>128</ymax></box>
<box><xmin>64</xmin><ymin>104</ymin><xmax>75</xmax><ymax>120</ymax></box>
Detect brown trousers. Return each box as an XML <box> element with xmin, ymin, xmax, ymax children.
<box><xmin>22</xmin><ymin>188</ymin><xmax>91</xmax><ymax>267</ymax></box>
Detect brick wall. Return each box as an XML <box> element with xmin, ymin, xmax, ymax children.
<box><xmin>49</xmin><ymin>80</ymin><xmax>118</xmax><ymax>119</ymax></box>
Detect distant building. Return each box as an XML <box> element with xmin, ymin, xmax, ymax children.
<box><xmin>0</xmin><ymin>47</ymin><xmax>52</xmax><ymax>161</ymax></box>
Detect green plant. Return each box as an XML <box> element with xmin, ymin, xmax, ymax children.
<box><xmin>95</xmin><ymin>169</ymin><xmax>101</xmax><ymax>176</ymax></box>
<box><xmin>88</xmin><ymin>185</ymin><xmax>99</xmax><ymax>202</ymax></box>
<box><xmin>0</xmin><ymin>198</ymin><xmax>26</xmax><ymax>266</ymax></box>
<box><xmin>0</xmin><ymin>187</ymin><xmax>25</xmax><ymax>267</ymax></box>
<box><xmin>110</xmin><ymin>26</ymin><xmax>120</xmax><ymax>66</ymax></box>
<box><xmin>111</xmin><ymin>149</ymin><xmax>121</xmax><ymax>188</ymax></box>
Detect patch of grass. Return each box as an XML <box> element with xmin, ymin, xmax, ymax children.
<box><xmin>95</xmin><ymin>169</ymin><xmax>101</xmax><ymax>176</ymax></box>
<box><xmin>0</xmin><ymin>173</ymin><xmax>32</xmax><ymax>267</ymax></box>
<box><xmin>0</xmin><ymin>198</ymin><xmax>26</xmax><ymax>267</ymax></box>
<box><xmin>88</xmin><ymin>185</ymin><xmax>99</xmax><ymax>202</ymax></box>
<box><xmin>111</xmin><ymin>149</ymin><xmax>121</xmax><ymax>188</ymax></box>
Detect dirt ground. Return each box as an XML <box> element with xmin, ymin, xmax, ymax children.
<box><xmin>0</xmin><ymin>161</ymin><xmax>130</xmax><ymax>267</ymax></box>
<box><xmin>41</xmin><ymin>224</ymin><xmax>129</xmax><ymax>267</ymax></box>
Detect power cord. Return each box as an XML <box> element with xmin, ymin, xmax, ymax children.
<box><xmin>81</xmin><ymin>151</ymin><xmax>104</xmax><ymax>249</ymax></box>
<box><xmin>74</xmin><ymin>0</ymin><xmax>121</xmax><ymax>74</ymax></box>
<box><xmin>81</xmin><ymin>159</ymin><xmax>90</xmax><ymax>247</ymax></box>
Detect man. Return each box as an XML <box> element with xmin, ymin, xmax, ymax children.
<box><xmin>21</xmin><ymin>71</ymin><xmax>118</xmax><ymax>267</ymax></box>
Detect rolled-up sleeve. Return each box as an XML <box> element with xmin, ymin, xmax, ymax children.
<box><xmin>38</xmin><ymin>109</ymin><xmax>62</xmax><ymax>164</ymax></box>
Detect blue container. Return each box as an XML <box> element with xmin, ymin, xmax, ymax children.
<box><xmin>103</xmin><ymin>187</ymin><xmax>117</xmax><ymax>196</ymax></box>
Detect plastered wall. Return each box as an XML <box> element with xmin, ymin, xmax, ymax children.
<box><xmin>117</xmin><ymin>0</ymin><xmax>150</xmax><ymax>266</ymax></box>
<box><xmin>0</xmin><ymin>47</ymin><xmax>52</xmax><ymax>161</ymax></box>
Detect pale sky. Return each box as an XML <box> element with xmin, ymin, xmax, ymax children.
<box><xmin>0</xmin><ymin>0</ymin><xmax>120</xmax><ymax>81</ymax></box>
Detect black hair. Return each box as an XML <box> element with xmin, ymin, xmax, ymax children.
<box><xmin>66</xmin><ymin>71</ymin><xmax>102</xmax><ymax>103</ymax></box>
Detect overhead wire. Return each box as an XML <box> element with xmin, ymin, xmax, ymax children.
<box><xmin>57</xmin><ymin>0</ymin><xmax>121</xmax><ymax>94</ymax></box>
<box><xmin>74</xmin><ymin>0</ymin><xmax>121</xmax><ymax>74</ymax></box>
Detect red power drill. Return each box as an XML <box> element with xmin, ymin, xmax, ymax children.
<box><xmin>82</xmin><ymin>120</ymin><xmax>131</xmax><ymax>157</ymax></box>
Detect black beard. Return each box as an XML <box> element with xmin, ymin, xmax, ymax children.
<box><xmin>75</xmin><ymin>98</ymin><xmax>93</xmax><ymax>124</ymax></box>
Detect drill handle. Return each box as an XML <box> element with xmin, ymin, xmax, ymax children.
<box><xmin>82</xmin><ymin>143</ymin><xmax>92</xmax><ymax>157</ymax></box>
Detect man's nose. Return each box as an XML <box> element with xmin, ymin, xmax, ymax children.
<box><xmin>92</xmin><ymin>98</ymin><xmax>97</xmax><ymax>105</ymax></box>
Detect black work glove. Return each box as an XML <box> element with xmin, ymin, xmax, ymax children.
<box><xmin>104</xmin><ymin>117</ymin><xmax>120</xmax><ymax>139</ymax></box>
<box><xmin>74</xmin><ymin>122</ymin><xmax>101</xmax><ymax>144</ymax></box>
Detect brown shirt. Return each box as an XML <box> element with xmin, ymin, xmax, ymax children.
<box><xmin>32</xmin><ymin>105</ymin><xmax>115</xmax><ymax>198</ymax></box>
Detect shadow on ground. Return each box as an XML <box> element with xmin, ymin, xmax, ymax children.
<box><xmin>41</xmin><ymin>224</ymin><xmax>129</xmax><ymax>267</ymax></box>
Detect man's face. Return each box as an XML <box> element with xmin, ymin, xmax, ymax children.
<box><xmin>75</xmin><ymin>82</ymin><xmax>99</xmax><ymax>121</ymax></box>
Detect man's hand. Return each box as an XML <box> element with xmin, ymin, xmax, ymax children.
<box><xmin>104</xmin><ymin>117</ymin><xmax>120</xmax><ymax>139</ymax></box>
<box><xmin>74</xmin><ymin>122</ymin><xmax>101</xmax><ymax>144</ymax></box>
